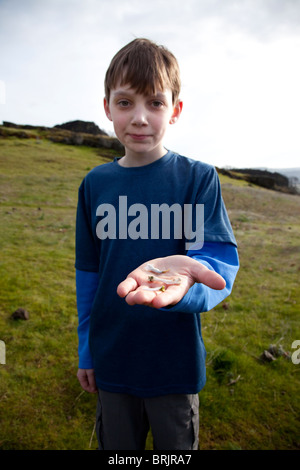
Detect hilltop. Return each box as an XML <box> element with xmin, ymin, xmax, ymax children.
<box><xmin>0</xmin><ymin>120</ymin><xmax>298</xmax><ymax>195</ymax></box>
<box><xmin>0</xmin><ymin>120</ymin><xmax>124</xmax><ymax>154</ymax></box>
<box><xmin>217</xmin><ymin>166</ymin><xmax>299</xmax><ymax>195</ymax></box>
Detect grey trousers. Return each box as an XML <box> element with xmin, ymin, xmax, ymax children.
<box><xmin>96</xmin><ymin>389</ymin><xmax>199</xmax><ymax>450</ymax></box>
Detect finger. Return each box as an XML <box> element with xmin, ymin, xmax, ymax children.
<box><xmin>117</xmin><ymin>277</ymin><xmax>138</xmax><ymax>298</ymax></box>
<box><xmin>201</xmin><ymin>269</ymin><xmax>226</xmax><ymax>290</ymax></box>
<box><xmin>86</xmin><ymin>371</ymin><xmax>98</xmax><ymax>393</ymax></box>
<box><xmin>125</xmin><ymin>288</ymin><xmax>157</xmax><ymax>306</ymax></box>
<box><xmin>151</xmin><ymin>286</ymin><xmax>183</xmax><ymax>309</ymax></box>
<box><xmin>77</xmin><ymin>372</ymin><xmax>90</xmax><ymax>392</ymax></box>
<box><xmin>192</xmin><ymin>263</ymin><xmax>226</xmax><ymax>290</ymax></box>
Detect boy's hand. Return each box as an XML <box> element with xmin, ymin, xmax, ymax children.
<box><xmin>117</xmin><ymin>255</ymin><xmax>226</xmax><ymax>309</ymax></box>
<box><xmin>77</xmin><ymin>368</ymin><xmax>98</xmax><ymax>393</ymax></box>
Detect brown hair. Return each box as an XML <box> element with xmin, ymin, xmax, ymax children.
<box><xmin>104</xmin><ymin>38</ymin><xmax>181</xmax><ymax>104</ymax></box>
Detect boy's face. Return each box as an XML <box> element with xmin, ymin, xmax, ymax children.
<box><xmin>104</xmin><ymin>83</ymin><xmax>182</xmax><ymax>164</ymax></box>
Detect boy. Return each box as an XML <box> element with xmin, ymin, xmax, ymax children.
<box><xmin>75</xmin><ymin>38</ymin><xmax>239</xmax><ymax>450</ymax></box>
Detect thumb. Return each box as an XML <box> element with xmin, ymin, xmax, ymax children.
<box><xmin>190</xmin><ymin>261</ymin><xmax>226</xmax><ymax>290</ymax></box>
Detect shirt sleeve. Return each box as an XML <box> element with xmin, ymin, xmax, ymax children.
<box><xmin>161</xmin><ymin>241</ymin><xmax>239</xmax><ymax>314</ymax></box>
<box><xmin>76</xmin><ymin>269</ymin><xmax>99</xmax><ymax>368</ymax></box>
<box><xmin>75</xmin><ymin>178</ymin><xmax>100</xmax><ymax>273</ymax></box>
<box><xmin>201</xmin><ymin>166</ymin><xmax>237</xmax><ymax>246</ymax></box>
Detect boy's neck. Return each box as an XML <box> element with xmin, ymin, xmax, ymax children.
<box><xmin>117</xmin><ymin>146</ymin><xmax>168</xmax><ymax>168</ymax></box>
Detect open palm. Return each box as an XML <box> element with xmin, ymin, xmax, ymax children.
<box><xmin>117</xmin><ymin>255</ymin><xmax>226</xmax><ymax>309</ymax></box>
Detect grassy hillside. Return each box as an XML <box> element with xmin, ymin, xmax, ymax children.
<box><xmin>0</xmin><ymin>135</ymin><xmax>299</xmax><ymax>450</ymax></box>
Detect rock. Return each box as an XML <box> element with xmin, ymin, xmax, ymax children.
<box><xmin>54</xmin><ymin>120</ymin><xmax>108</xmax><ymax>136</ymax></box>
<box><xmin>11</xmin><ymin>308</ymin><xmax>29</xmax><ymax>320</ymax></box>
<box><xmin>268</xmin><ymin>344</ymin><xmax>291</xmax><ymax>360</ymax></box>
<box><xmin>232</xmin><ymin>168</ymin><xmax>289</xmax><ymax>191</ymax></box>
<box><xmin>259</xmin><ymin>344</ymin><xmax>291</xmax><ymax>363</ymax></box>
<box><xmin>260</xmin><ymin>350</ymin><xmax>276</xmax><ymax>362</ymax></box>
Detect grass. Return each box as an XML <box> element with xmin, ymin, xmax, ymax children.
<box><xmin>201</xmin><ymin>175</ymin><xmax>300</xmax><ymax>449</ymax></box>
<box><xmin>0</xmin><ymin>136</ymin><xmax>299</xmax><ymax>450</ymax></box>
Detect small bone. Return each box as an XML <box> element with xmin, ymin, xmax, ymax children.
<box><xmin>144</xmin><ymin>264</ymin><xmax>169</xmax><ymax>274</ymax></box>
<box><xmin>142</xmin><ymin>285</ymin><xmax>166</xmax><ymax>292</ymax></box>
<box><xmin>148</xmin><ymin>275</ymin><xmax>181</xmax><ymax>285</ymax></box>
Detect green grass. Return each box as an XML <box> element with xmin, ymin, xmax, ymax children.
<box><xmin>0</xmin><ymin>136</ymin><xmax>299</xmax><ymax>450</ymax></box>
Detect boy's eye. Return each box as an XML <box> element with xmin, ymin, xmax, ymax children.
<box><xmin>118</xmin><ymin>100</ymin><xmax>130</xmax><ymax>107</ymax></box>
<box><xmin>151</xmin><ymin>100</ymin><xmax>163</xmax><ymax>108</ymax></box>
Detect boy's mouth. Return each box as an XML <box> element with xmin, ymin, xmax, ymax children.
<box><xmin>129</xmin><ymin>134</ymin><xmax>150</xmax><ymax>141</ymax></box>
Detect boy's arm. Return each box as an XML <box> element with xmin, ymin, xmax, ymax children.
<box><xmin>76</xmin><ymin>269</ymin><xmax>99</xmax><ymax>392</ymax></box>
<box><xmin>168</xmin><ymin>241</ymin><xmax>239</xmax><ymax>313</ymax></box>
<box><xmin>117</xmin><ymin>241</ymin><xmax>239</xmax><ymax>312</ymax></box>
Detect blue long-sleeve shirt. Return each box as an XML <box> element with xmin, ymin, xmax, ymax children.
<box><xmin>75</xmin><ymin>150</ymin><xmax>239</xmax><ymax>397</ymax></box>
<box><xmin>76</xmin><ymin>241</ymin><xmax>239</xmax><ymax>369</ymax></box>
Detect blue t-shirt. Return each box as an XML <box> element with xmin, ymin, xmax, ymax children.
<box><xmin>75</xmin><ymin>150</ymin><xmax>239</xmax><ymax>397</ymax></box>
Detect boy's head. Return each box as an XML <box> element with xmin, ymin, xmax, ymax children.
<box><xmin>104</xmin><ymin>38</ymin><xmax>181</xmax><ymax>105</ymax></box>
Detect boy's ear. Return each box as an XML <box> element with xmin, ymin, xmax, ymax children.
<box><xmin>169</xmin><ymin>100</ymin><xmax>183</xmax><ymax>125</ymax></box>
<box><xmin>104</xmin><ymin>97</ymin><xmax>112</xmax><ymax>121</ymax></box>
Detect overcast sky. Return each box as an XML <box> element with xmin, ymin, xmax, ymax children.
<box><xmin>1</xmin><ymin>0</ymin><xmax>299</xmax><ymax>169</ymax></box>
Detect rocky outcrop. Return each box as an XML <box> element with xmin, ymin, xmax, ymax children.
<box><xmin>54</xmin><ymin>120</ymin><xmax>108</xmax><ymax>136</ymax></box>
<box><xmin>232</xmin><ymin>168</ymin><xmax>289</xmax><ymax>191</ymax></box>
<box><xmin>1</xmin><ymin>121</ymin><xmax>124</xmax><ymax>153</ymax></box>
<box><xmin>217</xmin><ymin>166</ymin><xmax>298</xmax><ymax>194</ymax></box>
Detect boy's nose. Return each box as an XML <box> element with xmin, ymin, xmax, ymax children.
<box><xmin>131</xmin><ymin>106</ymin><xmax>148</xmax><ymax>126</ymax></box>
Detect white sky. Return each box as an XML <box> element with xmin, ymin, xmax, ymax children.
<box><xmin>0</xmin><ymin>0</ymin><xmax>299</xmax><ymax>169</ymax></box>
